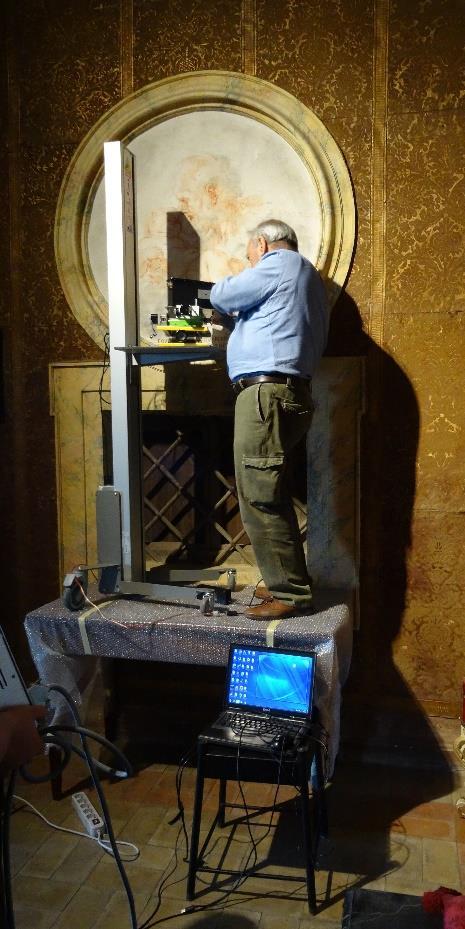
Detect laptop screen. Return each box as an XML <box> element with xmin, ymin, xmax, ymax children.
<box><xmin>226</xmin><ymin>645</ymin><xmax>316</xmax><ymax>719</ymax></box>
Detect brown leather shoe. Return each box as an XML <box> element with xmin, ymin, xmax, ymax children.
<box><xmin>254</xmin><ymin>584</ymin><xmax>272</xmax><ymax>600</ymax></box>
<box><xmin>245</xmin><ymin>598</ymin><xmax>313</xmax><ymax>620</ymax></box>
<box><xmin>255</xmin><ymin>582</ymin><xmax>314</xmax><ymax>601</ymax></box>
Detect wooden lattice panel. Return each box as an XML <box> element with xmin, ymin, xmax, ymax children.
<box><xmin>142</xmin><ymin>413</ymin><xmax>256</xmax><ymax>567</ymax></box>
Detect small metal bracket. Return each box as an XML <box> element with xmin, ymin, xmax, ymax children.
<box><xmin>63</xmin><ymin>569</ymin><xmax>88</xmax><ymax>611</ymax></box>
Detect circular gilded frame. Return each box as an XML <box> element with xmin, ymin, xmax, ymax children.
<box><xmin>55</xmin><ymin>70</ymin><xmax>356</xmax><ymax>348</ymax></box>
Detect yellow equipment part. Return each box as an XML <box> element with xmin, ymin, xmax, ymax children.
<box><xmin>157</xmin><ymin>342</ymin><xmax>211</xmax><ymax>348</ymax></box>
<box><xmin>156</xmin><ymin>325</ymin><xmax>209</xmax><ymax>333</ymax></box>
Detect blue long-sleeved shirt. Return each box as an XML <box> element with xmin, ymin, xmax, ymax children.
<box><xmin>210</xmin><ymin>249</ymin><xmax>329</xmax><ymax>381</ymax></box>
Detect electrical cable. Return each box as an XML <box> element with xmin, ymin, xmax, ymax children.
<box><xmin>43</xmin><ymin>725</ymin><xmax>133</xmax><ymax>778</ymax></box>
<box><xmin>1</xmin><ymin>777</ymin><xmax>7</xmax><ymax>929</ymax></box>
<box><xmin>137</xmin><ymin>745</ymin><xmax>199</xmax><ymax>929</ymax></box>
<box><xmin>46</xmin><ymin>684</ymin><xmax>138</xmax><ymax>929</ymax></box>
<box><xmin>98</xmin><ymin>835</ymin><xmax>140</xmax><ymax>861</ymax></box>
<box><xmin>141</xmin><ymin>730</ymin><xmax>286</xmax><ymax>929</ymax></box>
<box><xmin>248</xmin><ymin>577</ymin><xmax>264</xmax><ymax>607</ymax></box>
<box><xmin>172</xmin><ymin>747</ymin><xmax>195</xmax><ymax>861</ymax></box>
<box><xmin>74</xmin><ymin>579</ymin><xmax>190</xmax><ymax>631</ymax></box>
<box><xmin>137</xmin><ymin>822</ymin><xmax>186</xmax><ymax>929</ymax></box>
<box><xmin>0</xmin><ymin>777</ymin><xmax>4</xmax><ymax>929</ymax></box>
<box><xmin>128</xmin><ymin>725</ymin><xmax>301</xmax><ymax>929</ymax></box>
<box><xmin>2</xmin><ymin>772</ymin><xmax>16</xmax><ymax>929</ymax></box>
<box><xmin>234</xmin><ymin>730</ymin><xmax>259</xmax><ymax>878</ymax></box>
<box><xmin>74</xmin><ymin>580</ymin><xmax>126</xmax><ymax>626</ymax></box>
<box><xmin>232</xmin><ymin>727</ymin><xmax>286</xmax><ymax>886</ymax></box>
<box><xmin>12</xmin><ymin>795</ymin><xmax>140</xmax><ymax>861</ymax></box>
<box><xmin>18</xmin><ymin>732</ymin><xmax>71</xmax><ymax>783</ymax></box>
<box><xmin>98</xmin><ymin>331</ymin><xmax>111</xmax><ymax>412</ymax></box>
<box><xmin>2</xmin><ymin>683</ymin><xmax>137</xmax><ymax>928</ymax></box>
<box><xmin>54</xmin><ymin>739</ymin><xmax>129</xmax><ymax>780</ymax></box>
<box><xmin>0</xmin><ymin>788</ymin><xmax>6</xmax><ymax>929</ymax></box>
<box><xmin>5</xmin><ymin>679</ymin><xmax>317</xmax><ymax>927</ymax></box>
<box><xmin>53</xmin><ymin>736</ymin><xmax>130</xmax><ymax>781</ymax></box>
<box><xmin>21</xmin><ymin>728</ymin><xmax>129</xmax><ymax>784</ymax></box>
<box><xmin>305</xmin><ymin>726</ymin><xmax>330</xmax><ymax>786</ymax></box>
<box><xmin>138</xmin><ymin>742</ymin><xmax>234</xmax><ymax>929</ymax></box>
<box><xmin>340</xmin><ymin>902</ymin><xmax>422</xmax><ymax>927</ymax></box>
<box><xmin>195</xmin><ymin>729</ymin><xmax>306</xmax><ymax>909</ymax></box>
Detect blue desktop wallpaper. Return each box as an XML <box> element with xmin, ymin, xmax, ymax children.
<box><xmin>228</xmin><ymin>649</ymin><xmax>314</xmax><ymax>714</ymax></box>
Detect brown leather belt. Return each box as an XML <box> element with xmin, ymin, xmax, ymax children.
<box><xmin>232</xmin><ymin>374</ymin><xmax>311</xmax><ymax>395</ymax></box>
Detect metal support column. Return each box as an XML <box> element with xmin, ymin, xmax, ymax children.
<box><xmin>104</xmin><ymin>141</ymin><xmax>144</xmax><ymax>582</ymax></box>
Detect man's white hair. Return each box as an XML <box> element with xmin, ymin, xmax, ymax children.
<box><xmin>249</xmin><ymin>219</ymin><xmax>298</xmax><ymax>250</ymax></box>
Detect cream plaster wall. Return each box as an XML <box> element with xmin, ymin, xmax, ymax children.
<box><xmin>88</xmin><ymin>109</ymin><xmax>324</xmax><ymax>343</ymax></box>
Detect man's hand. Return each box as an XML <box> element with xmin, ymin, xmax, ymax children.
<box><xmin>0</xmin><ymin>705</ymin><xmax>47</xmax><ymax>772</ymax></box>
<box><xmin>211</xmin><ymin>309</ymin><xmax>224</xmax><ymax>326</ymax></box>
<box><xmin>211</xmin><ymin>309</ymin><xmax>235</xmax><ymax>332</ymax></box>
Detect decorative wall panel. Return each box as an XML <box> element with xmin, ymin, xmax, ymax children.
<box><xmin>253</xmin><ymin>0</ymin><xmax>375</xmax><ymax>330</ymax></box>
<box><xmin>383</xmin><ymin>311</ymin><xmax>465</xmax><ymax>512</ymax></box>
<box><xmin>50</xmin><ymin>363</ymin><xmax>108</xmax><ymax>574</ymax></box>
<box><xmin>381</xmin><ymin>0</ymin><xmax>465</xmax><ymax>715</ymax></box>
<box><xmin>389</xmin><ymin>0</ymin><xmax>465</xmax><ymax>113</ymax></box>
<box><xmin>133</xmin><ymin>0</ymin><xmax>243</xmax><ymax>87</ymax></box>
<box><xmin>0</xmin><ymin>14</ymin><xmax>9</xmax><ymax>331</ymax></box>
<box><xmin>385</xmin><ymin>113</ymin><xmax>465</xmax><ymax>314</ymax></box>
<box><xmin>10</xmin><ymin>134</ymin><xmax>98</xmax><ymax>618</ymax></box>
<box><xmin>19</xmin><ymin>141</ymin><xmax>99</xmax><ymax>369</ymax></box>
<box><xmin>0</xmin><ymin>6</ymin><xmax>18</xmax><ymax>635</ymax></box>
<box><xmin>14</xmin><ymin>0</ymin><xmax>121</xmax><ymax>144</ymax></box>
<box><xmin>256</xmin><ymin>0</ymin><xmax>374</xmax><ymax>122</ymax></box>
<box><xmin>330</xmin><ymin>117</ymin><xmax>373</xmax><ymax>327</ymax></box>
<box><xmin>393</xmin><ymin>512</ymin><xmax>465</xmax><ymax>707</ymax></box>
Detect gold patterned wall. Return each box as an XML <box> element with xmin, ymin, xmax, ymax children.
<box><xmin>2</xmin><ymin>0</ymin><xmax>465</xmax><ymax>716</ymax></box>
<box><xmin>383</xmin><ymin>0</ymin><xmax>465</xmax><ymax>715</ymax></box>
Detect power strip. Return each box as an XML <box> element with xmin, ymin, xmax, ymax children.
<box><xmin>71</xmin><ymin>791</ymin><xmax>104</xmax><ymax>838</ymax></box>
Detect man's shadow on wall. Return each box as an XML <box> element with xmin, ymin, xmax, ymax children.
<box><xmin>311</xmin><ymin>289</ymin><xmax>459</xmax><ymax>907</ymax></box>
<box><xmin>143</xmin><ymin>221</ymin><xmax>459</xmax><ymax>901</ymax></box>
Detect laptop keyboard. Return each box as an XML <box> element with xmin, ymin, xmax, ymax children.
<box><xmin>224</xmin><ymin>712</ymin><xmax>304</xmax><ymax>738</ymax></box>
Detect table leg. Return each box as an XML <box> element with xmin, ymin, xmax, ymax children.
<box><xmin>218</xmin><ymin>779</ymin><xmax>227</xmax><ymax>828</ymax></box>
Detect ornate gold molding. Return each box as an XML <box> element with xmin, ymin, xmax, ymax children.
<box><xmin>241</xmin><ymin>0</ymin><xmax>256</xmax><ymax>76</ymax></box>
<box><xmin>120</xmin><ymin>0</ymin><xmax>134</xmax><ymax>98</ymax></box>
<box><xmin>55</xmin><ymin>71</ymin><xmax>356</xmax><ymax>347</ymax></box>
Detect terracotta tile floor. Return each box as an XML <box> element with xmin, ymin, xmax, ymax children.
<box><xmin>8</xmin><ymin>735</ymin><xmax>465</xmax><ymax>929</ymax></box>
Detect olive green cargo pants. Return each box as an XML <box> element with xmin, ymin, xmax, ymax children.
<box><xmin>234</xmin><ymin>380</ymin><xmax>314</xmax><ymax>608</ymax></box>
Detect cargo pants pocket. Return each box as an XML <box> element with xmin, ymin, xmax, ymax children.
<box><xmin>242</xmin><ymin>455</ymin><xmax>285</xmax><ymax>511</ymax></box>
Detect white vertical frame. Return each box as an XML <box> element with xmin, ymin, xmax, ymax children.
<box><xmin>103</xmin><ymin>141</ymin><xmax>143</xmax><ymax>581</ymax></box>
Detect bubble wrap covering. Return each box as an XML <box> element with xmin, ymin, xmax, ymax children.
<box><xmin>24</xmin><ymin>587</ymin><xmax>352</xmax><ymax>775</ymax></box>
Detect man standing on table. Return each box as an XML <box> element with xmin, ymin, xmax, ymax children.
<box><xmin>210</xmin><ymin>219</ymin><xmax>329</xmax><ymax>620</ymax></box>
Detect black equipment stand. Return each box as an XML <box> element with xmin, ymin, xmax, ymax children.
<box><xmin>186</xmin><ymin>728</ymin><xmax>328</xmax><ymax>913</ymax></box>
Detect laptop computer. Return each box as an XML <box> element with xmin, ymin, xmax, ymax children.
<box><xmin>203</xmin><ymin>643</ymin><xmax>317</xmax><ymax>751</ymax></box>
